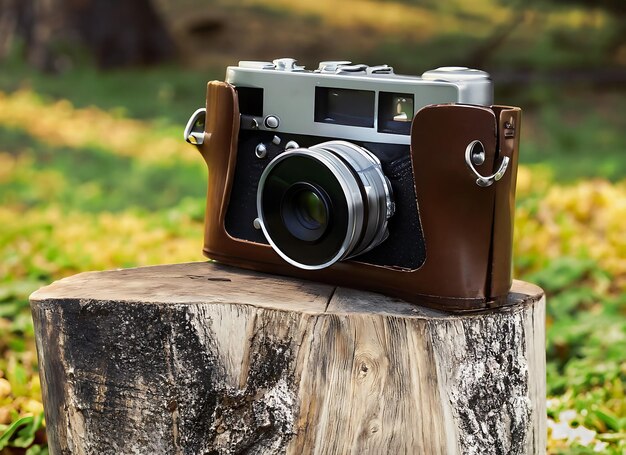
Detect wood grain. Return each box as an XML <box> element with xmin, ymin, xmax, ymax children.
<box><xmin>31</xmin><ymin>262</ymin><xmax>545</xmax><ymax>454</ymax></box>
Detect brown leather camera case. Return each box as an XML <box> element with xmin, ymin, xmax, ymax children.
<box><xmin>196</xmin><ymin>81</ymin><xmax>521</xmax><ymax>312</ymax></box>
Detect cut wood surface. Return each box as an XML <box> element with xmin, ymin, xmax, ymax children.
<box><xmin>30</xmin><ymin>262</ymin><xmax>546</xmax><ymax>455</ymax></box>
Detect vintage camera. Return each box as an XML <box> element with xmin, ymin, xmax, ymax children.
<box><xmin>184</xmin><ymin>58</ymin><xmax>521</xmax><ymax>311</ymax></box>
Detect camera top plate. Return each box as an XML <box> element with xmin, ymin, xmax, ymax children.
<box><xmin>226</xmin><ymin>58</ymin><xmax>493</xmax><ymax>145</ymax></box>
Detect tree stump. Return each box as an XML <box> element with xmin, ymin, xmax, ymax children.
<box><xmin>30</xmin><ymin>262</ymin><xmax>546</xmax><ymax>455</ymax></box>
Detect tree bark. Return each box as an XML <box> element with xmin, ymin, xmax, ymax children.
<box><xmin>0</xmin><ymin>0</ymin><xmax>175</xmax><ymax>71</ymax></box>
<box><xmin>30</xmin><ymin>262</ymin><xmax>546</xmax><ymax>454</ymax></box>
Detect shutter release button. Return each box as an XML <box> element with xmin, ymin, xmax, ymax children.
<box><xmin>264</xmin><ymin>115</ymin><xmax>280</xmax><ymax>129</ymax></box>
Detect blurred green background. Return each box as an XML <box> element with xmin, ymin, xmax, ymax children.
<box><xmin>0</xmin><ymin>0</ymin><xmax>625</xmax><ymax>453</ymax></box>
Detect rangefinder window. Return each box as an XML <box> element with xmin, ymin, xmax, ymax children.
<box><xmin>315</xmin><ymin>87</ymin><xmax>375</xmax><ymax>128</ymax></box>
<box><xmin>378</xmin><ymin>92</ymin><xmax>414</xmax><ymax>135</ymax></box>
<box><xmin>235</xmin><ymin>86</ymin><xmax>264</xmax><ymax>116</ymax></box>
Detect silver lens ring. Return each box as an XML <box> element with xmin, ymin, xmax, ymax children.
<box><xmin>257</xmin><ymin>148</ymin><xmax>363</xmax><ymax>269</ymax></box>
<box><xmin>310</xmin><ymin>141</ymin><xmax>394</xmax><ymax>257</ymax></box>
<box><xmin>257</xmin><ymin>141</ymin><xmax>394</xmax><ymax>270</ymax></box>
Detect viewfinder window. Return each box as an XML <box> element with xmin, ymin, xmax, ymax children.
<box><xmin>235</xmin><ymin>86</ymin><xmax>264</xmax><ymax>116</ymax></box>
<box><xmin>315</xmin><ymin>87</ymin><xmax>375</xmax><ymax>128</ymax></box>
<box><xmin>378</xmin><ymin>92</ymin><xmax>414</xmax><ymax>135</ymax></box>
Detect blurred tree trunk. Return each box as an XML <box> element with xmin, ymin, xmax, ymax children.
<box><xmin>0</xmin><ymin>0</ymin><xmax>176</xmax><ymax>71</ymax></box>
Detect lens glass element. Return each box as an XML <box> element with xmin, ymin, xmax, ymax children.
<box><xmin>281</xmin><ymin>183</ymin><xmax>330</xmax><ymax>243</ymax></box>
<box><xmin>297</xmin><ymin>190</ymin><xmax>326</xmax><ymax>227</ymax></box>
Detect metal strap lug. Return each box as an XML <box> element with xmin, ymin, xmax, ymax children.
<box><xmin>464</xmin><ymin>140</ymin><xmax>510</xmax><ymax>187</ymax></box>
<box><xmin>184</xmin><ymin>108</ymin><xmax>207</xmax><ymax>145</ymax></box>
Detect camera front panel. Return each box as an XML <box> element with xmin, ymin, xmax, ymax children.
<box><xmin>224</xmin><ymin>128</ymin><xmax>426</xmax><ymax>270</ymax></box>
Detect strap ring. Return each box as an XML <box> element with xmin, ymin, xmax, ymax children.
<box><xmin>184</xmin><ymin>108</ymin><xmax>206</xmax><ymax>145</ymax></box>
<box><xmin>465</xmin><ymin>140</ymin><xmax>510</xmax><ymax>188</ymax></box>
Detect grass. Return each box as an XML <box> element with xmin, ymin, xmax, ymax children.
<box><xmin>521</xmin><ymin>93</ymin><xmax>626</xmax><ymax>182</ymax></box>
<box><xmin>0</xmin><ymin>125</ymin><xmax>206</xmax><ymax>213</ymax></box>
<box><xmin>0</xmin><ymin>56</ymin><xmax>217</xmax><ymax>125</ymax></box>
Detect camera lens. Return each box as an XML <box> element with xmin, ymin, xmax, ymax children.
<box><xmin>281</xmin><ymin>183</ymin><xmax>329</xmax><ymax>242</ymax></box>
<box><xmin>257</xmin><ymin>141</ymin><xmax>394</xmax><ymax>270</ymax></box>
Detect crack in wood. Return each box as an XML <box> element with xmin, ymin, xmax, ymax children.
<box><xmin>324</xmin><ymin>286</ymin><xmax>337</xmax><ymax>313</ymax></box>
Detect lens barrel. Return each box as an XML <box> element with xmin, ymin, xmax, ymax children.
<box><xmin>257</xmin><ymin>140</ymin><xmax>394</xmax><ymax>270</ymax></box>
